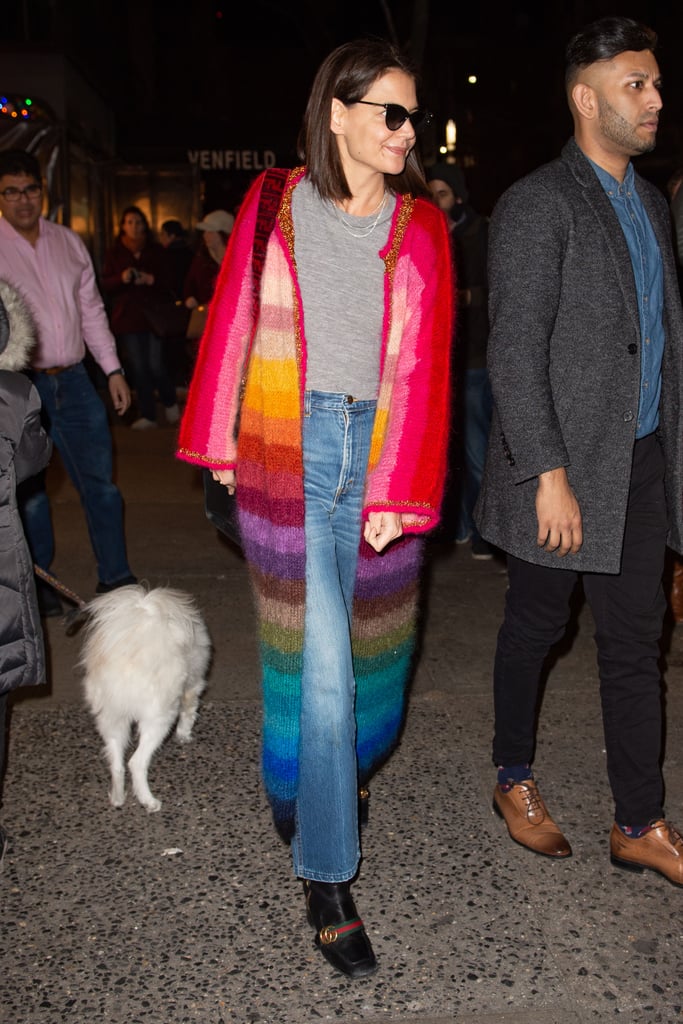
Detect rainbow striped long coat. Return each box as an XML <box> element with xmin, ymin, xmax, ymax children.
<box><xmin>178</xmin><ymin>168</ymin><xmax>453</xmax><ymax>839</ymax></box>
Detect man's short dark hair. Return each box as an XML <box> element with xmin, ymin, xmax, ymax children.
<box><xmin>565</xmin><ymin>17</ymin><xmax>657</xmax><ymax>88</ymax></box>
<box><xmin>161</xmin><ymin>219</ymin><xmax>185</xmax><ymax>238</ymax></box>
<box><xmin>0</xmin><ymin>148</ymin><xmax>41</xmax><ymax>182</ymax></box>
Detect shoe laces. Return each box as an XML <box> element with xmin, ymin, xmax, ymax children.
<box><xmin>660</xmin><ymin>820</ymin><xmax>683</xmax><ymax>849</ymax></box>
<box><xmin>519</xmin><ymin>781</ymin><xmax>545</xmax><ymax>817</ymax></box>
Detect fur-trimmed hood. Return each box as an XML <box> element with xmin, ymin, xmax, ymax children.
<box><xmin>0</xmin><ymin>279</ymin><xmax>36</xmax><ymax>372</ymax></box>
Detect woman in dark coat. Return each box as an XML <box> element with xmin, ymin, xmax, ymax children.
<box><xmin>0</xmin><ymin>279</ymin><xmax>52</xmax><ymax>869</ymax></box>
<box><xmin>101</xmin><ymin>206</ymin><xmax>179</xmax><ymax>430</ymax></box>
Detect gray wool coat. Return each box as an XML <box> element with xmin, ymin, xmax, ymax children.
<box><xmin>0</xmin><ymin>280</ymin><xmax>52</xmax><ymax>695</ymax></box>
<box><xmin>475</xmin><ymin>138</ymin><xmax>683</xmax><ymax>573</ymax></box>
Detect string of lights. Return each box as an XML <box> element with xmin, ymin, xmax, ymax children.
<box><xmin>0</xmin><ymin>95</ymin><xmax>34</xmax><ymax>120</ymax></box>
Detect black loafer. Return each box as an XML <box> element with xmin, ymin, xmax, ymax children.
<box><xmin>304</xmin><ymin>879</ymin><xmax>378</xmax><ymax>979</ymax></box>
<box><xmin>95</xmin><ymin>575</ymin><xmax>138</xmax><ymax>594</ymax></box>
<box><xmin>36</xmin><ymin>580</ymin><xmax>63</xmax><ymax>618</ymax></box>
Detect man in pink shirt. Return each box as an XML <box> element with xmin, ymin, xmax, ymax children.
<box><xmin>0</xmin><ymin>150</ymin><xmax>136</xmax><ymax>614</ymax></box>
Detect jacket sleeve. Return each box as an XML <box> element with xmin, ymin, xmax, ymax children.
<box><xmin>0</xmin><ymin>378</ymin><xmax>52</xmax><ymax>484</ymax></box>
<box><xmin>364</xmin><ymin>200</ymin><xmax>454</xmax><ymax>532</ymax></box>
<box><xmin>70</xmin><ymin>233</ymin><xmax>121</xmax><ymax>376</ymax></box>
<box><xmin>176</xmin><ymin>173</ymin><xmax>266</xmax><ymax>468</ymax></box>
<box><xmin>487</xmin><ymin>179</ymin><xmax>570</xmax><ymax>483</ymax></box>
<box><xmin>15</xmin><ymin>382</ymin><xmax>52</xmax><ymax>483</ymax></box>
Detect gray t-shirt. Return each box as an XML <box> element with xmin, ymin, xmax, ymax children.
<box><xmin>291</xmin><ymin>176</ymin><xmax>396</xmax><ymax>399</ymax></box>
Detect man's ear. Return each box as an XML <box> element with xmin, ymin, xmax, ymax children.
<box><xmin>330</xmin><ymin>97</ymin><xmax>346</xmax><ymax>136</ymax></box>
<box><xmin>571</xmin><ymin>81</ymin><xmax>597</xmax><ymax>121</ymax></box>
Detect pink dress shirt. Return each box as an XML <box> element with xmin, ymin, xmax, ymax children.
<box><xmin>0</xmin><ymin>216</ymin><xmax>120</xmax><ymax>374</ymax></box>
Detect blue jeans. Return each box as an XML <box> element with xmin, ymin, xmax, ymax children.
<box><xmin>456</xmin><ymin>367</ymin><xmax>493</xmax><ymax>543</ymax></box>
<box><xmin>18</xmin><ymin>362</ymin><xmax>133</xmax><ymax>586</ymax></box>
<box><xmin>291</xmin><ymin>391</ymin><xmax>376</xmax><ymax>882</ymax></box>
<box><xmin>120</xmin><ymin>332</ymin><xmax>177</xmax><ymax>421</ymax></box>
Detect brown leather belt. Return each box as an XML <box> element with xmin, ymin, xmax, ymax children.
<box><xmin>39</xmin><ymin>365</ymin><xmax>74</xmax><ymax>375</ymax></box>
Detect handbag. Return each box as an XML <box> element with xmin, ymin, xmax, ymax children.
<box><xmin>203</xmin><ymin>469</ymin><xmax>241</xmax><ymax>547</ymax></box>
<box><xmin>202</xmin><ymin>168</ymin><xmax>290</xmax><ymax>548</ymax></box>
<box><xmin>186</xmin><ymin>305</ymin><xmax>208</xmax><ymax>340</ymax></box>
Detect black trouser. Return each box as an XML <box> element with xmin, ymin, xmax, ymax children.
<box><xmin>493</xmin><ymin>434</ymin><xmax>668</xmax><ymax>825</ymax></box>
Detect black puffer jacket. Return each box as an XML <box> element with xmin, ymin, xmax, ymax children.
<box><xmin>0</xmin><ymin>280</ymin><xmax>52</xmax><ymax>695</ymax></box>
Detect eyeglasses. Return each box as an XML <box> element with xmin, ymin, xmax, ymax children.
<box><xmin>0</xmin><ymin>183</ymin><xmax>42</xmax><ymax>202</ymax></box>
<box><xmin>355</xmin><ymin>101</ymin><xmax>432</xmax><ymax>135</ymax></box>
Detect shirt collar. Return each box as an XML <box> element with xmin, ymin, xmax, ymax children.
<box><xmin>588</xmin><ymin>157</ymin><xmax>635</xmax><ymax>198</ymax></box>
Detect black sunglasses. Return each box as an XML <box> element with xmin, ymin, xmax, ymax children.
<box><xmin>355</xmin><ymin>100</ymin><xmax>432</xmax><ymax>135</ymax></box>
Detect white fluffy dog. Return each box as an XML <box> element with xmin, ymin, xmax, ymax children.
<box><xmin>79</xmin><ymin>584</ymin><xmax>211</xmax><ymax>812</ymax></box>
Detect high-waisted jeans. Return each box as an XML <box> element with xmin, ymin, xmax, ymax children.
<box><xmin>291</xmin><ymin>391</ymin><xmax>376</xmax><ymax>882</ymax></box>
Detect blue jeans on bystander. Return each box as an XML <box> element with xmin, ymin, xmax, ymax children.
<box><xmin>18</xmin><ymin>362</ymin><xmax>134</xmax><ymax>588</ymax></box>
<box><xmin>120</xmin><ymin>331</ymin><xmax>177</xmax><ymax>422</ymax></box>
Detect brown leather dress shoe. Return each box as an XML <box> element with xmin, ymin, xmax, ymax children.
<box><xmin>610</xmin><ymin>820</ymin><xmax>683</xmax><ymax>887</ymax></box>
<box><xmin>493</xmin><ymin>780</ymin><xmax>572</xmax><ymax>858</ymax></box>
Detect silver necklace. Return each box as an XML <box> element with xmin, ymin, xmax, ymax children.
<box><xmin>333</xmin><ymin>192</ymin><xmax>387</xmax><ymax>239</ymax></box>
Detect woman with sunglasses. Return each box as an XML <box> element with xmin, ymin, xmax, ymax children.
<box><xmin>178</xmin><ymin>38</ymin><xmax>453</xmax><ymax>979</ymax></box>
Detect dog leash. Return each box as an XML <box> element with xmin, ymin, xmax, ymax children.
<box><xmin>33</xmin><ymin>565</ymin><xmax>89</xmax><ymax>634</ymax></box>
<box><xmin>33</xmin><ymin>564</ymin><xmax>86</xmax><ymax>609</ymax></box>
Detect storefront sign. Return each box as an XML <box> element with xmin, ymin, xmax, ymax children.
<box><xmin>187</xmin><ymin>149</ymin><xmax>277</xmax><ymax>171</ymax></box>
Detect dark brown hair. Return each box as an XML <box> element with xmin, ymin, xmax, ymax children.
<box><xmin>118</xmin><ymin>205</ymin><xmax>150</xmax><ymax>238</ymax></box>
<box><xmin>299</xmin><ymin>38</ymin><xmax>428</xmax><ymax>201</ymax></box>
<box><xmin>565</xmin><ymin>16</ymin><xmax>657</xmax><ymax>89</ymax></box>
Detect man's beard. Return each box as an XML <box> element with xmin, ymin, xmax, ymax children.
<box><xmin>597</xmin><ymin>97</ymin><xmax>657</xmax><ymax>156</ymax></box>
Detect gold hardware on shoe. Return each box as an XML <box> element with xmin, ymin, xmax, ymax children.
<box><xmin>359</xmin><ymin>788</ymin><xmax>369</xmax><ymax>800</ymax></box>
<box><xmin>319</xmin><ymin>925</ymin><xmax>338</xmax><ymax>944</ymax></box>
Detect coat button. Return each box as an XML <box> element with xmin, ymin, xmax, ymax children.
<box><xmin>623</xmin><ymin>411</ymin><xmax>634</xmax><ymax>422</ymax></box>
<box><xmin>627</xmin><ymin>343</ymin><xmax>637</xmax><ymax>354</ymax></box>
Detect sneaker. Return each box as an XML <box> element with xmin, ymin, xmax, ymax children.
<box><xmin>472</xmin><ymin>539</ymin><xmax>494</xmax><ymax>560</ymax></box>
<box><xmin>131</xmin><ymin>417</ymin><xmax>158</xmax><ymax>430</ymax></box>
<box><xmin>95</xmin><ymin>575</ymin><xmax>138</xmax><ymax>594</ymax></box>
<box><xmin>165</xmin><ymin>403</ymin><xmax>180</xmax><ymax>425</ymax></box>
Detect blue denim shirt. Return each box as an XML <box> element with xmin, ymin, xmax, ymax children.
<box><xmin>589</xmin><ymin>159</ymin><xmax>664</xmax><ymax>437</ymax></box>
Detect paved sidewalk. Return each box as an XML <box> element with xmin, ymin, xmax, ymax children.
<box><xmin>1</xmin><ymin>420</ymin><xmax>682</xmax><ymax>1023</ymax></box>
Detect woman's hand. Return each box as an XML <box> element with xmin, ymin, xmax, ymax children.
<box><xmin>364</xmin><ymin>511</ymin><xmax>403</xmax><ymax>552</ymax></box>
<box><xmin>212</xmin><ymin>468</ymin><xmax>236</xmax><ymax>494</ymax></box>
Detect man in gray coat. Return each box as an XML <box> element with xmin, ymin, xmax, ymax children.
<box><xmin>476</xmin><ymin>16</ymin><xmax>683</xmax><ymax>884</ymax></box>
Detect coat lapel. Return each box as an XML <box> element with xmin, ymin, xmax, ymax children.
<box><xmin>562</xmin><ymin>140</ymin><xmax>641</xmax><ymax>340</ymax></box>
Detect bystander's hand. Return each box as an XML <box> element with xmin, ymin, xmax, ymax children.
<box><xmin>535</xmin><ymin>467</ymin><xmax>582</xmax><ymax>555</ymax></box>
<box><xmin>108</xmin><ymin>374</ymin><xmax>131</xmax><ymax>416</ymax></box>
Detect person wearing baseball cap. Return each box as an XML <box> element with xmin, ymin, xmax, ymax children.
<box><xmin>184</xmin><ymin>209</ymin><xmax>235</xmax><ymax>309</ymax></box>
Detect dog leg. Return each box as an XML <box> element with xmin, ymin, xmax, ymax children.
<box><xmin>101</xmin><ymin>719</ymin><xmax>130</xmax><ymax>808</ymax></box>
<box><xmin>175</xmin><ymin>685</ymin><xmax>202</xmax><ymax>743</ymax></box>
<box><xmin>128</xmin><ymin>716</ymin><xmax>173</xmax><ymax>812</ymax></box>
